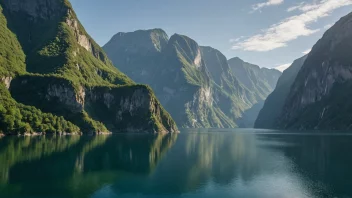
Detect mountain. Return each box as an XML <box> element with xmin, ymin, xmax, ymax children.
<box><xmin>104</xmin><ymin>30</ymin><xmax>281</xmax><ymax>128</ymax></box>
<box><xmin>0</xmin><ymin>0</ymin><xmax>177</xmax><ymax>135</ymax></box>
<box><xmin>227</xmin><ymin>57</ymin><xmax>282</xmax><ymax>127</ymax></box>
<box><xmin>267</xmin><ymin>12</ymin><xmax>352</xmax><ymax>130</ymax></box>
<box><xmin>254</xmin><ymin>55</ymin><xmax>307</xmax><ymax>129</ymax></box>
<box><xmin>228</xmin><ymin>57</ymin><xmax>282</xmax><ymax>100</ymax></box>
<box><xmin>105</xmin><ymin>30</ymin><xmax>246</xmax><ymax>128</ymax></box>
<box><xmin>275</xmin><ymin>64</ymin><xmax>291</xmax><ymax>72</ymax></box>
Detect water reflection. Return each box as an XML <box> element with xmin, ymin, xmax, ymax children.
<box><xmin>0</xmin><ymin>133</ymin><xmax>177</xmax><ymax>198</ymax></box>
<box><xmin>100</xmin><ymin>131</ymin><xmax>321</xmax><ymax>198</ymax></box>
<box><xmin>0</xmin><ymin>131</ymin><xmax>351</xmax><ymax>198</ymax></box>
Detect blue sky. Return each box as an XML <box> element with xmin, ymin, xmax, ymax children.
<box><xmin>70</xmin><ymin>0</ymin><xmax>352</xmax><ymax>70</ymax></box>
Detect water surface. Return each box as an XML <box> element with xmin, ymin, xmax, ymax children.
<box><xmin>0</xmin><ymin>129</ymin><xmax>351</xmax><ymax>198</ymax></box>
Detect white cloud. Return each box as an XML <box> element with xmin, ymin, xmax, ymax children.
<box><xmin>275</xmin><ymin>63</ymin><xmax>291</xmax><ymax>72</ymax></box>
<box><xmin>233</xmin><ymin>0</ymin><xmax>352</xmax><ymax>52</ymax></box>
<box><xmin>302</xmin><ymin>48</ymin><xmax>311</xmax><ymax>54</ymax></box>
<box><xmin>252</xmin><ymin>0</ymin><xmax>284</xmax><ymax>11</ymax></box>
<box><xmin>287</xmin><ymin>2</ymin><xmax>305</xmax><ymax>12</ymax></box>
<box><xmin>229</xmin><ymin>36</ymin><xmax>245</xmax><ymax>43</ymax></box>
<box><xmin>324</xmin><ymin>23</ymin><xmax>333</xmax><ymax>29</ymax></box>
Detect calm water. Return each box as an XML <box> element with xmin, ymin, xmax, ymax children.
<box><xmin>0</xmin><ymin>129</ymin><xmax>352</xmax><ymax>198</ymax></box>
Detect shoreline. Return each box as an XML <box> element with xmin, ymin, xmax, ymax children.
<box><xmin>0</xmin><ymin>130</ymin><xmax>179</xmax><ymax>137</ymax></box>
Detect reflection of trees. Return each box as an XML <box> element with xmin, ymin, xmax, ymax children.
<box><xmin>0</xmin><ymin>133</ymin><xmax>177</xmax><ymax>197</ymax></box>
<box><xmin>0</xmin><ymin>136</ymin><xmax>80</xmax><ymax>184</ymax></box>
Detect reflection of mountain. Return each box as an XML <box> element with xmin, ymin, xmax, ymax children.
<box><xmin>276</xmin><ymin>135</ymin><xmax>352</xmax><ymax>197</ymax></box>
<box><xmin>0</xmin><ymin>134</ymin><xmax>177</xmax><ymax>197</ymax></box>
<box><xmin>1</xmin><ymin>133</ymin><xmax>346</xmax><ymax>197</ymax></box>
<box><xmin>108</xmin><ymin>132</ymin><xmax>261</xmax><ymax>195</ymax></box>
<box><xmin>99</xmin><ymin>132</ymin><xmax>330</xmax><ymax>198</ymax></box>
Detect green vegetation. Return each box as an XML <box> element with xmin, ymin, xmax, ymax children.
<box><xmin>0</xmin><ymin>6</ymin><xmax>25</xmax><ymax>77</ymax></box>
<box><xmin>0</xmin><ymin>84</ymin><xmax>80</xmax><ymax>135</ymax></box>
<box><xmin>228</xmin><ymin>57</ymin><xmax>281</xmax><ymax>101</ymax></box>
<box><xmin>0</xmin><ymin>1</ymin><xmax>177</xmax><ymax>134</ymax></box>
<box><xmin>104</xmin><ymin>30</ymin><xmax>282</xmax><ymax>128</ymax></box>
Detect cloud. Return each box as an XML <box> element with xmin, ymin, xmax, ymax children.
<box><xmin>233</xmin><ymin>0</ymin><xmax>352</xmax><ymax>52</ymax></box>
<box><xmin>275</xmin><ymin>63</ymin><xmax>291</xmax><ymax>72</ymax></box>
<box><xmin>229</xmin><ymin>36</ymin><xmax>245</xmax><ymax>43</ymax></box>
<box><xmin>302</xmin><ymin>48</ymin><xmax>311</xmax><ymax>54</ymax></box>
<box><xmin>252</xmin><ymin>0</ymin><xmax>284</xmax><ymax>11</ymax></box>
<box><xmin>287</xmin><ymin>2</ymin><xmax>305</xmax><ymax>12</ymax></box>
<box><xmin>324</xmin><ymin>23</ymin><xmax>333</xmax><ymax>29</ymax></box>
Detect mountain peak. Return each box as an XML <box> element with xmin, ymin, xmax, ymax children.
<box><xmin>228</xmin><ymin>57</ymin><xmax>260</xmax><ymax>70</ymax></box>
<box><xmin>2</xmin><ymin>0</ymin><xmax>68</xmax><ymax>20</ymax></box>
<box><xmin>105</xmin><ymin>28</ymin><xmax>169</xmax><ymax>54</ymax></box>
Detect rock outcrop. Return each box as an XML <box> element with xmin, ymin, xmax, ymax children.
<box><xmin>105</xmin><ymin>31</ymin><xmax>241</xmax><ymax>128</ymax></box>
<box><xmin>254</xmin><ymin>55</ymin><xmax>307</xmax><ymax>129</ymax></box>
<box><xmin>0</xmin><ymin>0</ymin><xmax>177</xmax><ymax>134</ymax></box>
<box><xmin>267</xmin><ymin>12</ymin><xmax>352</xmax><ymax>130</ymax></box>
<box><xmin>104</xmin><ymin>30</ymin><xmax>282</xmax><ymax>128</ymax></box>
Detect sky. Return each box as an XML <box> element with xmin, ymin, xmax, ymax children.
<box><xmin>69</xmin><ymin>0</ymin><xmax>352</xmax><ymax>70</ymax></box>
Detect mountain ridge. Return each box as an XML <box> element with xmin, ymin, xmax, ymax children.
<box><xmin>104</xmin><ymin>29</ymin><xmax>281</xmax><ymax>128</ymax></box>
<box><xmin>0</xmin><ymin>0</ymin><xmax>178</xmax><ymax>135</ymax></box>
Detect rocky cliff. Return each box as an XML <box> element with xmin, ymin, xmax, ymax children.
<box><xmin>105</xmin><ymin>31</ymin><xmax>243</xmax><ymax>128</ymax></box>
<box><xmin>254</xmin><ymin>55</ymin><xmax>307</xmax><ymax>129</ymax></box>
<box><xmin>104</xmin><ymin>30</ymin><xmax>281</xmax><ymax>128</ymax></box>
<box><xmin>226</xmin><ymin>57</ymin><xmax>282</xmax><ymax>127</ymax></box>
<box><xmin>0</xmin><ymin>0</ymin><xmax>177</xmax><ymax>135</ymax></box>
<box><xmin>228</xmin><ymin>57</ymin><xmax>282</xmax><ymax>100</ymax></box>
<box><xmin>275</xmin><ymin>12</ymin><xmax>352</xmax><ymax>130</ymax></box>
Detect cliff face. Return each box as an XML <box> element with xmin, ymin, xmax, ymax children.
<box><xmin>228</xmin><ymin>57</ymin><xmax>282</xmax><ymax>101</ymax></box>
<box><xmin>275</xmin><ymin>12</ymin><xmax>352</xmax><ymax>130</ymax></box>
<box><xmin>254</xmin><ymin>55</ymin><xmax>307</xmax><ymax>129</ymax></box>
<box><xmin>104</xmin><ymin>31</ymin><xmax>245</xmax><ymax>128</ymax></box>
<box><xmin>0</xmin><ymin>0</ymin><xmax>177</xmax><ymax>134</ymax></box>
<box><xmin>154</xmin><ymin>34</ymin><xmax>230</xmax><ymax>128</ymax></box>
<box><xmin>103</xmin><ymin>29</ymin><xmax>169</xmax><ymax>85</ymax></box>
<box><xmin>104</xmin><ymin>30</ymin><xmax>282</xmax><ymax>128</ymax></box>
<box><xmin>225</xmin><ymin>57</ymin><xmax>281</xmax><ymax>127</ymax></box>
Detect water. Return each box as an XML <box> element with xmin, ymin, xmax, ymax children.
<box><xmin>0</xmin><ymin>129</ymin><xmax>352</xmax><ymax>198</ymax></box>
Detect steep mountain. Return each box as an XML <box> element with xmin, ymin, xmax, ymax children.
<box><xmin>200</xmin><ymin>47</ymin><xmax>261</xmax><ymax>127</ymax></box>
<box><xmin>227</xmin><ymin>57</ymin><xmax>282</xmax><ymax>127</ymax></box>
<box><xmin>228</xmin><ymin>57</ymin><xmax>282</xmax><ymax>100</ymax></box>
<box><xmin>103</xmin><ymin>29</ymin><xmax>169</xmax><ymax>85</ymax></box>
<box><xmin>275</xmin><ymin>12</ymin><xmax>352</xmax><ymax>130</ymax></box>
<box><xmin>254</xmin><ymin>55</ymin><xmax>307</xmax><ymax>129</ymax></box>
<box><xmin>104</xmin><ymin>30</ymin><xmax>258</xmax><ymax>128</ymax></box>
<box><xmin>0</xmin><ymin>0</ymin><xmax>177</xmax><ymax>135</ymax></box>
<box><xmin>104</xmin><ymin>31</ymin><xmax>282</xmax><ymax>128</ymax></box>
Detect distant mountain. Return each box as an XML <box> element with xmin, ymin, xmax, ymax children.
<box><xmin>104</xmin><ymin>30</ymin><xmax>281</xmax><ymax>128</ymax></box>
<box><xmin>264</xmin><ymin>12</ymin><xmax>352</xmax><ymax>130</ymax></box>
<box><xmin>254</xmin><ymin>55</ymin><xmax>307</xmax><ymax>129</ymax></box>
<box><xmin>105</xmin><ymin>31</ymin><xmax>241</xmax><ymax>127</ymax></box>
<box><xmin>227</xmin><ymin>57</ymin><xmax>282</xmax><ymax>127</ymax></box>
<box><xmin>275</xmin><ymin>64</ymin><xmax>291</xmax><ymax>72</ymax></box>
<box><xmin>0</xmin><ymin>0</ymin><xmax>177</xmax><ymax>135</ymax></box>
<box><xmin>228</xmin><ymin>57</ymin><xmax>282</xmax><ymax>100</ymax></box>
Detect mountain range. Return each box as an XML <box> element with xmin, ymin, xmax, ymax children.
<box><xmin>2</xmin><ymin>0</ymin><xmax>348</xmax><ymax>133</ymax></box>
<box><xmin>0</xmin><ymin>0</ymin><xmax>177</xmax><ymax>135</ymax></box>
<box><xmin>103</xmin><ymin>29</ymin><xmax>281</xmax><ymax>128</ymax></box>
